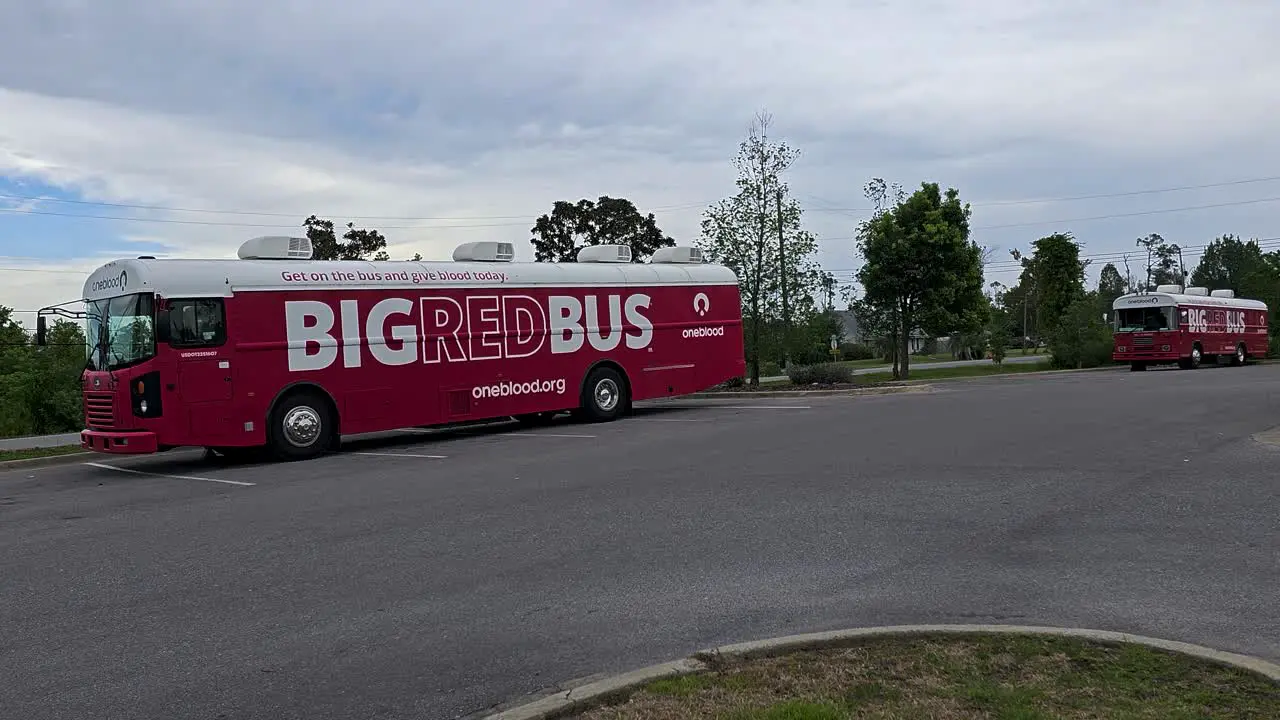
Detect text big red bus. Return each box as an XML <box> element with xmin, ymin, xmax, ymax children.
<box><xmin>1111</xmin><ymin>284</ymin><xmax>1268</xmax><ymax>371</ymax></box>
<box><xmin>52</xmin><ymin>238</ymin><xmax>746</xmax><ymax>460</ymax></box>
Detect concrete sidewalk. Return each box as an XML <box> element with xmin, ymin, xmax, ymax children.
<box><xmin>0</xmin><ymin>433</ymin><xmax>81</xmax><ymax>452</ymax></box>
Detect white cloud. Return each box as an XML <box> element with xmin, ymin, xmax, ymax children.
<box><xmin>3</xmin><ymin>0</ymin><xmax>1280</xmax><ymax>321</ymax></box>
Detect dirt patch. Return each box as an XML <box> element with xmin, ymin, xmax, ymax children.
<box><xmin>563</xmin><ymin>633</ymin><xmax>1280</xmax><ymax>719</ymax></box>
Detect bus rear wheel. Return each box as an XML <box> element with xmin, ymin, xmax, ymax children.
<box><xmin>268</xmin><ymin>390</ymin><xmax>334</xmax><ymax>461</ymax></box>
<box><xmin>1230</xmin><ymin>343</ymin><xmax>1247</xmax><ymax>366</ymax></box>
<box><xmin>579</xmin><ymin>366</ymin><xmax>628</xmax><ymax>423</ymax></box>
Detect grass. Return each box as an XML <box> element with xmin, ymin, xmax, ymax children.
<box><xmin>835</xmin><ymin>349</ymin><xmax>1047</xmax><ymax>370</ymax></box>
<box><xmin>0</xmin><ymin>445</ymin><xmax>84</xmax><ymax>463</ymax></box>
<box><xmin>852</xmin><ymin>358</ymin><xmax>1054</xmax><ymax>384</ymax></box>
<box><xmin>566</xmin><ymin>633</ymin><xmax>1280</xmax><ymax>719</ymax></box>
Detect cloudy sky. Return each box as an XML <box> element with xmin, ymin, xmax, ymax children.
<box><xmin>3</xmin><ymin>1</ymin><xmax>1280</xmax><ymax>327</ymax></box>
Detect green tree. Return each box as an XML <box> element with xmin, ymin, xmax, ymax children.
<box><xmin>1049</xmin><ymin>291</ymin><xmax>1114</xmax><ymax>369</ymax></box>
<box><xmin>530</xmin><ymin>195</ymin><xmax>674</xmax><ymax>263</ymax></box>
<box><xmin>1135</xmin><ymin>233</ymin><xmax>1184</xmax><ymax>289</ymax></box>
<box><xmin>1189</xmin><ymin>235</ymin><xmax>1276</xmax><ymax>295</ymax></box>
<box><xmin>303</xmin><ymin>215</ymin><xmax>389</xmax><ymax>261</ymax></box>
<box><xmin>0</xmin><ymin>308</ymin><xmax>87</xmax><ymax>437</ymax></box>
<box><xmin>1019</xmin><ymin>232</ymin><xmax>1088</xmax><ymax>336</ymax></box>
<box><xmin>1098</xmin><ymin>262</ymin><xmax>1128</xmax><ymax>307</ymax></box>
<box><xmin>697</xmin><ymin>111</ymin><xmax>824</xmax><ymax>382</ymax></box>
<box><xmin>856</xmin><ymin>181</ymin><xmax>986</xmax><ymax>380</ymax></box>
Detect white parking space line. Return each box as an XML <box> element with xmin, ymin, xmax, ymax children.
<box><xmin>633</xmin><ymin>418</ymin><xmax>705</xmax><ymax>422</ymax></box>
<box><xmin>659</xmin><ymin>405</ymin><xmax>812</xmax><ymax>410</ymax></box>
<box><xmin>350</xmin><ymin>451</ymin><xmax>448</xmax><ymax>459</ymax></box>
<box><xmin>84</xmin><ymin>462</ymin><xmax>256</xmax><ymax>487</ymax></box>
<box><xmin>508</xmin><ymin>433</ymin><xmax>596</xmax><ymax>439</ymax></box>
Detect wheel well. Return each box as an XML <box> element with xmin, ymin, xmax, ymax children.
<box><xmin>267</xmin><ymin>382</ymin><xmax>340</xmax><ymax>442</ymax></box>
<box><xmin>579</xmin><ymin>360</ymin><xmax>632</xmax><ymax>408</ymax></box>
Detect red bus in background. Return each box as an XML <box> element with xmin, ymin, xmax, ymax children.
<box><xmin>1112</xmin><ymin>284</ymin><xmax>1269</xmax><ymax>371</ymax></box>
<box><xmin>43</xmin><ymin>237</ymin><xmax>745</xmax><ymax>461</ymax></box>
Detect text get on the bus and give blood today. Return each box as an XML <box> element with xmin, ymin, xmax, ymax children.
<box><xmin>284</xmin><ymin>292</ymin><xmax>657</xmax><ymax>371</ymax></box>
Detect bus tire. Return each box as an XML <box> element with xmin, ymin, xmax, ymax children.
<box><xmin>267</xmin><ymin>389</ymin><xmax>334</xmax><ymax>461</ymax></box>
<box><xmin>1179</xmin><ymin>343</ymin><xmax>1203</xmax><ymax>370</ymax></box>
<box><xmin>579</xmin><ymin>365</ymin><xmax>627</xmax><ymax>423</ymax></box>
<box><xmin>1230</xmin><ymin>343</ymin><xmax>1247</xmax><ymax>367</ymax></box>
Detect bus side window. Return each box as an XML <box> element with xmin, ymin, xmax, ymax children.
<box><xmin>168</xmin><ymin>299</ymin><xmax>227</xmax><ymax>348</ymax></box>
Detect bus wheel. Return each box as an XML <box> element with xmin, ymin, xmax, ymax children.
<box><xmin>580</xmin><ymin>366</ymin><xmax>627</xmax><ymax>422</ymax></box>
<box><xmin>1179</xmin><ymin>344</ymin><xmax>1203</xmax><ymax>370</ymax></box>
<box><xmin>268</xmin><ymin>391</ymin><xmax>333</xmax><ymax>461</ymax></box>
<box><xmin>1230</xmin><ymin>344</ymin><xmax>1247</xmax><ymax>366</ymax></box>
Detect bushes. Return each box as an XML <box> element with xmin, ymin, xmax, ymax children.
<box><xmin>786</xmin><ymin>362</ymin><xmax>854</xmax><ymax>385</ymax></box>
<box><xmin>1270</xmin><ymin>335</ymin><xmax>1280</xmax><ymax>359</ymax></box>
<box><xmin>839</xmin><ymin>342</ymin><xmax>876</xmax><ymax>361</ymax></box>
<box><xmin>1048</xmin><ymin>295</ymin><xmax>1115</xmax><ymax>370</ymax></box>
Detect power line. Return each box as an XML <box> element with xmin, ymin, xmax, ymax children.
<box><xmin>3</xmin><ymin>173</ymin><xmax>1280</xmax><ymax>227</ymax></box>
<box><xmin>802</xmin><ymin>175</ymin><xmax>1280</xmax><ymax>213</ymax></box>
<box><xmin>0</xmin><ymin>193</ymin><xmax>711</xmax><ymax>221</ymax></box>
<box><xmin>0</xmin><ymin>207</ymin><xmax>540</xmax><ymax>230</ymax></box>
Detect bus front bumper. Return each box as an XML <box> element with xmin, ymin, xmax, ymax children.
<box><xmin>81</xmin><ymin>430</ymin><xmax>159</xmax><ymax>454</ymax></box>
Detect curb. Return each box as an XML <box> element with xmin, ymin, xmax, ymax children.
<box><xmin>694</xmin><ymin>362</ymin><xmax>1122</xmax><ymax>397</ymax></box>
<box><xmin>478</xmin><ymin>624</ymin><xmax>1280</xmax><ymax>719</ymax></box>
<box><xmin>0</xmin><ymin>450</ymin><xmax>92</xmax><ymax>472</ymax></box>
<box><xmin>687</xmin><ymin>384</ymin><xmax>930</xmax><ymax>399</ymax></box>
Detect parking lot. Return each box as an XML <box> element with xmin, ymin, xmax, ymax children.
<box><xmin>3</xmin><ymin>366</ymin><xmax>1279</xmax><ymax>720</ymax></box>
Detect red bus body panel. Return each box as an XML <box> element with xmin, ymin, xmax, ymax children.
<box><xmin>1112</xmin><ymin>292</ymin><xmax>1269</xmax><ymax>365</ymax></box>
<box><xmin>78</xmin><ymin>260</ymin><xmax>745</xmax><ymax>454</ymax></box>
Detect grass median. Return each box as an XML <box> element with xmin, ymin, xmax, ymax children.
<box><xmin>0</xmin><ymin>445</ymin><xmax>84</xmax><ymax>463</ymax></box>
<box><xmin>567</xmin><ymin>633</ymin><xmax>1279</xmax><ymax>719</ymax></box>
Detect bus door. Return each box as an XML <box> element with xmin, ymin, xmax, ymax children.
<box><xmin>165</xmin><ymin>298</ymin><xmax>234</xmax><ymax>437</ymax></box>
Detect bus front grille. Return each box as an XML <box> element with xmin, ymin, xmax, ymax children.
<box><xmin>85</xmin><ymin>393</ymin><xmax>115</xmax><ymax>428</ymax></box>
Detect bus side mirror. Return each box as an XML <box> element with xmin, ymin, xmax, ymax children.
<box><xmin>36</xmin><ymin>316</ymin><xmax>47</xmax><ymax>346</ymax></box>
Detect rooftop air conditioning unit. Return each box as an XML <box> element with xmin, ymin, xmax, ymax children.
<box><xmin>577</xmin><ymin>244</ymin><xmax>632</xmax><ymax>263</ymax></box>
<box><xmin>238</xmin><ymin>236</ymin><xmax>313</xmax><ymax>260</ymax></box>
<box><xmin>650</xmin><ymin>247</ymin><xmax>704</xmax><ymax>264</ymax></box>
<box><xmin>452</xmin><ymin>241</ymin><xmax>515</xmax><ymax>262</ymax></box>
<box><xmin>1210</xmin><ymin>289</ymin><xmax>1236</xmax><ymax>299</ymax></box>
<box><xmin>1185</xmin><ymin>286</ymin><xmax>1209</xmax><ymax>296</ymax></box>
<box><xmin>1156</xmin><ymin>284</ymin><xmax>1183</xmax><ymax>294</ymax></box>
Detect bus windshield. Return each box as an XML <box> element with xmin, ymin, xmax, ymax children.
<box><xmin>85</xmin><ymin>293</ymin><xmax>156</xmax><ymax>371</ymax></box>
<box><xmin>1115</xmin><ymin>306</ymin><xmax>1175</xmax><ymax>332</ymax></box>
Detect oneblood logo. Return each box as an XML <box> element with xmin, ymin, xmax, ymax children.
<box><xmin>284</xmin><ymin>293</ymin><xmax>653</xmax><ymax>371</ymax></box>
<box><xmin>90</xmin><ymin>270</ymin><xmax>128</xmax><ymax>294</ymax></box>
<box><xmin>683</xmin><ymin>326</ymin><xmax>724</xmax><ymax>338</ymax></box>
<box><xmin>473</xmin><ymin>378</ymin><xmax>566</xmax><ymax>399</ymax></box>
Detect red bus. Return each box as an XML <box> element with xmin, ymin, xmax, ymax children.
<box><xmin>40</xmin><ymin>237</ymin><xmax>745</xmax><ymax>461</ymax></box>
<box><xmin>1112</xmin><ymin>284</ymin><xmax>1269</xmax><ymax>371</ymax></box>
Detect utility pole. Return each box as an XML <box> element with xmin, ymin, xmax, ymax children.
<box><xmin>776</xmin><ymin>183</ymin><xmax>791</xmax><ymax>370</ymax></box>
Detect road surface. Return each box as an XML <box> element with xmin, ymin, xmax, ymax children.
<box><xmin>2</xmin><ymin>363</ymin><xmax>1277</xmax><ymax>719</ymax></box>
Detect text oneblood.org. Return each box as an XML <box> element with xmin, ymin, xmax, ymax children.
<box><xmin>473</xmin><ymin>378</ymin><xmax>568</xmax><ymax>399</ymax></box>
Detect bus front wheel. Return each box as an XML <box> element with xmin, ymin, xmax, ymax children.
<box><xmin>1179</xmin><ymin>344</ymin><xmax>1203</xmax><ymax>370</ymax></box>
<box><xmin>579</xmin><ymin>366</ymin><xmax>628</xmax><ymax>422</ymax></box>
<box><xmin>268</xmin><ymin>390</ymin><xmax>334</xmax><ymax>461</ymax></box>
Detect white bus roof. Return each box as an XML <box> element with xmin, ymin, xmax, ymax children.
<box><xmin>81</xmin><ymin>251</ymin><xmax>740</xmax><ymax>302</ymax></box>
<box><xmin>1112</xmin><ymin>291</ymin><xmax>1268</xmax><ymax>311</ymax></box>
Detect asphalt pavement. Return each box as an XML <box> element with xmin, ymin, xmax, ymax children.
<box><xmin>2</xmin><ymin>363</ymin><xmax>1278</xmax><ymax>720</ymax></box>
